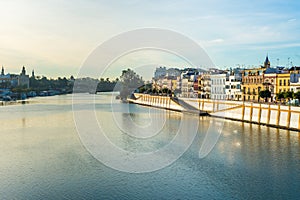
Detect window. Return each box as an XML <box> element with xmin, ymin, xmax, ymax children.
<box><xmin>279</xmin><ymin>80</ymin><xmax>282</xmax><ymax>86</ymax></box>
<box><xmin>284</xmin><ymin>79</ymin><xmax>286</xmax><ymax>86</ymax></box>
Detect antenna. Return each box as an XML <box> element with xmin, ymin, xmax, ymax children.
<box><xmin>277</xmin><ymin>58</ymin><xmax>279</xmax><ymax>66</ymax></box>
<box><xmin>292</xmin><ymin>61</ymin><xmax>296</xmax><ymax>82</ymax></box>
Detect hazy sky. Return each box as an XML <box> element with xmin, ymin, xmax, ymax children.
<box><xmin>0</xmin><ymin>0</ymin><xmax>300</xmax><ymax>79</ymax></box>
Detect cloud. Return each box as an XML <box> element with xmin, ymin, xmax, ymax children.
<box><xmin>1</xmin><ymin>0</ymin><xmax>300</xmax><ymax>76</ymax></box>
<box><xmin>246</xmin><ymin>42</ymin><xmax>300</xmax><ymax>50</ymax></box>
<box><xmin>288</xmin><ymin>18</ymin><xmax>296</xmax><ymax>22</ymax></box>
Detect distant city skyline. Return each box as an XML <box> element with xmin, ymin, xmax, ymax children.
<box><xmin>1</xmin><ymin>0</ymin><xmax>300</xmax><ymax>80</ymax></box>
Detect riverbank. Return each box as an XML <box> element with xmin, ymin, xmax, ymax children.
<box><xmin>129</xmin><ymin>93</ymin><xmax>300</xmax><ymax>131</ymax></box>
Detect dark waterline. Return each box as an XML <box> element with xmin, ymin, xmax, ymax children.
<box><xmin>0</xmin><ymin>93</ymin><xmax>299</xmax><ymax>199</ymax></box>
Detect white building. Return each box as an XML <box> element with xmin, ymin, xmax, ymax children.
<box><xmin>211</xmin><ymin>74</ymin><xmax>226</xmax><ymax>100</ymax></box>
<box><xmin>290</xmin><ymin>77</ymin><xmax>300</xmax><ymax>93</ymax></box>
<box><xmin>225</xmin><ymin>74</ymin><xmax>242</xmax><ymax>100</ymax></box>
<box><xmin>180</xmin><ymin>70</ymin><xmax>198</xmax><ymax>98</ymax></box>
<box><xmin>181</xmin><ymin>78</ymin><xmax>195</xmax><ymax>98</ymax></box>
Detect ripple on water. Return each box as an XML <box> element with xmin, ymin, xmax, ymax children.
<box><xmin>0</xmin><ymin>94</ymin><xmax>299</xmax><ymax>199</ymax></box>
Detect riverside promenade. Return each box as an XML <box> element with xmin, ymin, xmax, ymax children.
<box><xmin>129</xmin><ymin>93</ymin><xmax>300</xmax><ymax>131</ymax></box>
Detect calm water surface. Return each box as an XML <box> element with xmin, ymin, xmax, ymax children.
<box><xmin>0</xmin><ymin>93</ymin><xmax>299</xmax><ymax>199</ymax></box>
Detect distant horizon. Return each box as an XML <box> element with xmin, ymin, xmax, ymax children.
<box><xmin>1</xmin><ymin>60</ymin><xmax>297</xmax><ymax>82</ymax></box>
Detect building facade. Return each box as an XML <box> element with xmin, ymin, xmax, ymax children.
<box><xmin>289</xmin><ymin>66</ymin><xmax>300</xmax><ymax>93</ymax></box>
<box><xmin>242</xmin><ymin>68</ymin><xmax>265</xmax><ymax>102</ymax></box>
<box><xmin>225</xmin><ymin>74</ymin><xmax>242</xmax><ymax>100</ymax></box>
<box><xmin>0</xmin><ymin>67</ymin><xmax>21</xmax><ymax>88</ymax></box>
<box><xmin>211</xmin><ymin>74</ymin><xmax>226</xmax><ymax>100</ymax></box>
<box><xmin>276</xmin><ymin>73</ymin><xmax>290</xmax><ymax>94</ymax></box>
<box><xmin>198</xmin><ymin>73</ymin><xmax>211</xmax><ymax>99</ymax></box>
<box><xmin>242</xmin><ymin>56</ymin><xmax>271</xmax><ymax>102</ymax></box>
<box><xmin>154</xmin><ymin>66</ymin><xmax>167</xmax><ymax>79</ymax></box>
<box><xmin>18</xmin><ymin>66</ymin><xmax>30</xmax><ymax>88</ymax></box>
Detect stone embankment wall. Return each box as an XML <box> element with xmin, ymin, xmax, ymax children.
<box><xmin>180</xmin><ymin>98</ymin><xmax>300</xmax><ymax>130</ymax></box>
<box><xmin>130</xmin><ymin>94</ymin><xmax>300</xmax><ymax>130</ymax></box>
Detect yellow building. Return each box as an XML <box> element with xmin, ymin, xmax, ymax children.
<box><xmin>276</xmin><ymin>73</ymin><xmax>290</xmax><ymax>93</ymax></box>
<box><xmin>171</xmin><ymin>79</ymin><xmax>178</xmax><ymax>91</ymax></box>
<box><xmin>242</xmin><ymin>67</ymin><xmax>265</xmax><ymax>102</ymax></box>
<box><xmin>242</xmin><ymin>55</ymin><xmax>271</xmax><ymax>102</ymax></box>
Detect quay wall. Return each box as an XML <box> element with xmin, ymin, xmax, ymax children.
<box><xmin>178</xmin><ymin>98</ymin><xmax>300</xmax><ymax>130</ymax></box>
<box><xmin>130</xmin><ymin>94</ymin><xmax>300</xmax><ymax>131</ymax></box>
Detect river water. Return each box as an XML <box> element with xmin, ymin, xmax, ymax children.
<box><xmin>0</xmin><ymin>93</ymin><xmax>299</xmax><ymax>199</ymax></box>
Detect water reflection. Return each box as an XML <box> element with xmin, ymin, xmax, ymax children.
<box><xmin>0</xmin><ymin>94</ymin><xmax>299</xmax><ymax>199</ymax></box>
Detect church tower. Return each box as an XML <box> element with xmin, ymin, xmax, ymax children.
<box><xmin>1</xmin><ymin>66</ymin><xmax>4</xmax><ymax>75</ymax></box>
<box><xmin>18</xmin><ymin>66</ymin><xmax>30</xmax><ymax>88</ymax></box>
<box><xmin>21</xmin><ymin>66</ymin><xmax>26</xmax><ymax>75</ymax></box>
<box><xmin>264</xmin><ymin>54</ymin><xmax>270</xmax><ymax>68</ymax></box>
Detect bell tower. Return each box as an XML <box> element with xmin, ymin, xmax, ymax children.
<box><xmin>264</xmin><ymin>54</ymin><xmax>270</xmax><ymax>68</ymax></box>
<box><xmin>21</xmin><ymin>66</ymin><xmax>26</xmax><ymax>75</ymax></box>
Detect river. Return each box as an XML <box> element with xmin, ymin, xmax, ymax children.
<box><xmin>0</xmin><ymin>93</ymin><xmax>299</xmax><ymax>199</ymax></box>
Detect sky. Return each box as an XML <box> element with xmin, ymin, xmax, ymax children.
<box><xmin>0</xmin><ymin>0</ymin><xmax>300</xmax><ymax>80</ymax></box>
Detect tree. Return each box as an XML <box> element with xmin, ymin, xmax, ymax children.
<box><xmin>283</xmin><ymin>91</ymin><xmax>294</xmax><ymax>99</ymax></box>
<box><xmin>276</xmin><ymin>92</ymin><xmax>285</xmax><ymax>101</ymax></box>
<box><xmin>259</xmin><ymin>90</ymin><xmax>271</xmax><ymax>102</ymax></box>
<box><xmin>294</xmin><ymin>91</ymin><xmax>300</xmax><ymax>100</ymax></box>
<box><xmin>96</xmin><ymin>78</ymin><xmax>117</xmax><ymax>92</ymax></box>
<box><xmin>119</xmin><ymin>69</ymin><xmax>144</xmax><ymax>99</ymax></box>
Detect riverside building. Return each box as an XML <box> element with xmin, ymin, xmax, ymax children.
<box><xmin>242</xmin><ymin>56</ymin><xmax>270</xmax><ymax>102</ymax></box>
